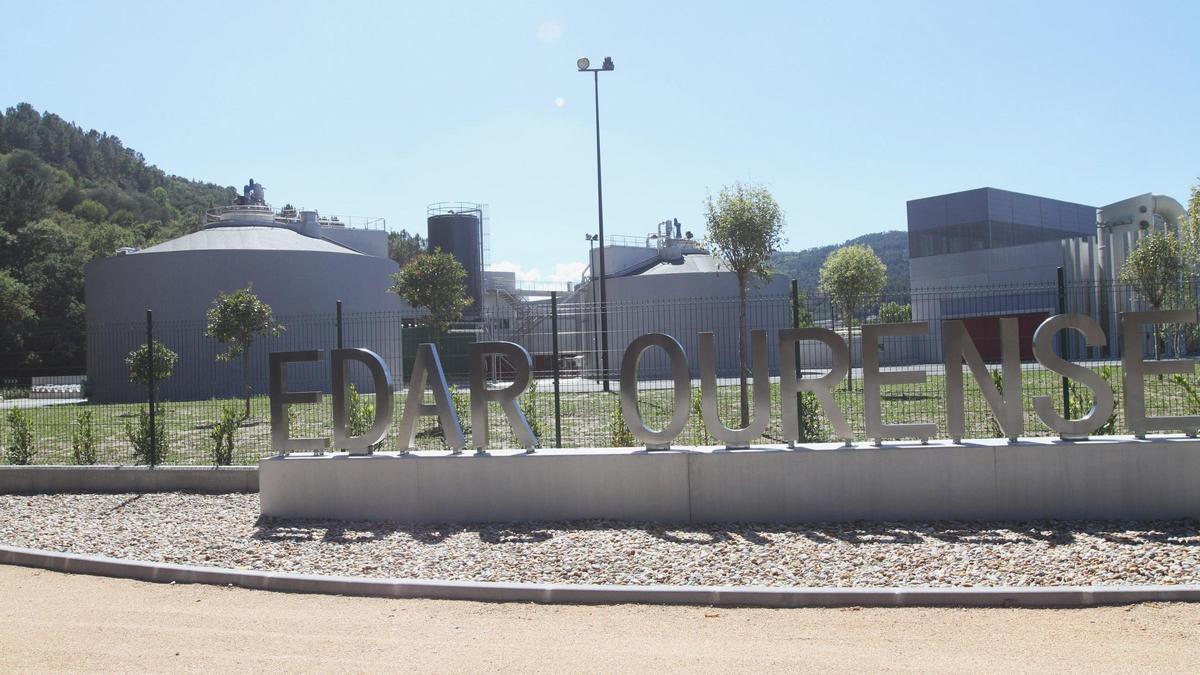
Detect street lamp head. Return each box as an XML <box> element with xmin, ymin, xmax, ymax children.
<box><xmin>602</xmin><ymin>57</ymin><xmax>614</xmax><ymax>71</ymax></box>
<box><xmin>577</xmin><ymin>57</ymin><xmax>590</xmax><ymax>71</ymax></box>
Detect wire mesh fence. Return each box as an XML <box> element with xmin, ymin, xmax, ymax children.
<box><xmin>2</xmin><ymin>277</ymin><xmax>1199</xmax><ymax>465</ymax></box>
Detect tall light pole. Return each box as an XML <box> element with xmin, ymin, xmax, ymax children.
<box><xmin>586</xmin><ymin>233</ymin><xmax>600</xmax><ymax>363</ymax></box>
<box><xmin>578</xmin><ymin>56</ymin><xmax>614</xmax><ymax>391</ymax></box>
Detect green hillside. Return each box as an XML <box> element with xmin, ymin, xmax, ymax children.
<box><xmin>0</xmin><ymin>103</ymin><xmax>237</xmax><ymax>378</ymax></box>
<box><xmin>771</xmin><ymin>230</ymin><xmax>910</xmax><ymax>299</ymax></box>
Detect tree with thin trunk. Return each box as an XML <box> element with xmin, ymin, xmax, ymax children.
<box><xmin>1120</xmin><ymin>231</ymin><xmax>1185</xmax><ymax>362</ymax></box>
<box><xmin>819</xmin><ymin>244</ymin><xmax>886</xmax><ymax>391</ymax></box>
<box><xmin>205</xmin><ymin>285</ymin><xmax>283</xmax><ymax>418</ymax></box>
<box><xmin>704</xmin><ymin>182</ymin><xmax>786</xmax><ymax>426</ymax></box>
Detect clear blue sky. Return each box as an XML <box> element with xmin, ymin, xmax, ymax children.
<box><xmin>3</xmin><ymin>1</ymin><xmax>1198</xmax><ymax>282</ymax></box>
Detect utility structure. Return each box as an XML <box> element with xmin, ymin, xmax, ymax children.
<box><xmin>578</xmin><ymin>55</ymin><xmax>615</xmax><ymax>390</ymax></box>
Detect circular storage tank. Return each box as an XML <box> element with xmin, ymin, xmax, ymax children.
<box><xmin>427</xmin><ymin>209</ymin><xmax>483</xmax><ymax>316</ymax></box>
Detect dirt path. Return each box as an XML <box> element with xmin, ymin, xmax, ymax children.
<box><xmin>2</xmin><ymin>565</ymin><xmax>1198</xmax><ymax>673</ymax></box>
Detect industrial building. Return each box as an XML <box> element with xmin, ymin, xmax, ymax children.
<box><xmin>908</xmin><ymin>187</ymin><xmax>1188</xmax><ymax>359</ymax></box>
<box><xmin>85</xmin><ymin>181</ymin><xmax>408</xmax><ymax>402</ymax></box>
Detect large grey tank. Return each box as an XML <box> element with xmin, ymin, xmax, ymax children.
<box><xmin>426</xmin><ymin>203</ymin><xmax>483</xmax><ymax>316</ymax></box>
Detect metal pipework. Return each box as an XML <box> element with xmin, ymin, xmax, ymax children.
<box><xmin>1031</xmin><ymin>314</ymin><xmax>1114</xmax><ymax>439</ymax></box>
<box><xmin>330</xmin><ymin>348</ymin><xmax>394</xmax><ymax>455</ymax></box>
<box><xmin>619</xmin><ymin>333</ymin><xmax>691</xmax><ymax>449</ymax></box>
<box><xmin>269</xmin><ymin>350</ymin><xmax>330</xmax><ymax>455</ymax></box>
<box><xmin>396</xmin><ymin>343</ymin><xmax>465</xmax><ymax>452</ymax></box>
<box><xmin>778</xmin><ymin>328</ymin><xmax>853</xmax><ymax>444</ymax></box>
<box><xmin>698</xmin><ymin>331</ymin><xmax>770</xmax><ymax>448</ymax></box>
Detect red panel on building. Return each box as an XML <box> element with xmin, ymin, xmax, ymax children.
<box><xmin>958</xmin><ymin>313</ymin><xmax>1048</xmax><ymax>362</ymax></box>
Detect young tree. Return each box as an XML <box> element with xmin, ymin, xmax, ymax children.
<box><xmin>125</xmin><ymin>340</ymin><xmax>179</xmax><ymax>400</ymax></box>
<box><xmin>1120</xmin><ymin>232</ymin><xmax>1185</xmax><ymax>361</ymax></box>
<box><xmin>819</xmin><ymin>244</ymin><xmax>887</xmax><ymax>390</ymax></box>
<box><xmin>390</xmin><ymin>249</ymin><xmax>473</xmax><ymax>332</ymax></box>
<box><xmin>704</xmin><ymin>182</ymin><xmax>786</xmax><ymax>426</ymax></box>
<box><xmin>205</xmin><ymin>285</ymin><xmax>283</xmax><ymax>417</ymax></box>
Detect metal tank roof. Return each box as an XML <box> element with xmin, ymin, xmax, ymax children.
<box><xmin>133</xmin><ymin>226</ymin><xmax>363</xmax><ymax>255</ymax></box>
<box><xmin>638</xmin><ymin>252</ymin><xmax>729</xmax><ymax>275</ymax></box>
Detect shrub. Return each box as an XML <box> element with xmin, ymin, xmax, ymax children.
<box><xmin>5</xmin><ymin>409</ymin><xmax>34</xmax><ymax>465</ymax></box>
<box><xmin>521</xmin><ymin>379</ymin><xmax>543</xmax><ymax>443</ymax></box>
<box><xmin>209</xmin><ymin>403</ymin><xmax>244</xmax><ymax>465</ymax></box>
<box><xmin>609</xmin><ymin>398</ymin><xmax>634</xmax><ymax>447</ymax></box>
<box><xmin>449</xmin><ymin>384</ymin><xmax>470</xmax><ymax>433</ymax></box>
<box><xmin>345</xmin><ymin>384</ymin><xmax>381</xmax><ymax>452</ymax></box>
<box><xmin>125</xmin><ymin>406</ymin><xmax>169</xmax><ymax>465</ymax></box>
<box><xmin>71</xmin><ymin>410</ymin><xmax>97</xmax><ymax>465</ymax></box>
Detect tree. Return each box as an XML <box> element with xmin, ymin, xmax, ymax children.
<box><xmin>819</xmin><ymin>244</ymin><xmax>887</xmax><ymax>390</ymax></box>
<box><xmin>125</xmin><ymin>340</ymin><xmax>179</xmax><ymax>398</ymax></box>
<box><xmin>387</xmin><ymin>229</ymin><xmax>426</xmax><ymax>269</ymax></box>
<box><xmin>878</xmin><ymin>301</ymin><xmax>912</xmax><ymax>324</ymax></box>
<box><xmin>0</xmin><ymin>271</ymin><xmax>35</xmax><ymax>354</ymax></box>
<box><xmin>71</xmin><ymin>199</ymin><xmax>108</xmax><ymax>224</ymax></box>
<box><xmin>205</xmin><ymin>285</ymin><xmax>284</xmax><ymax>417</ymax></box>
<box><xmin>390</xmin><ymin>249</ymin><xmax>472</xmax><ymax>332</ymax></box>
<box><xmin>704</xmin><ymin>182</ymin><xmax>786</xmax><ymax>426</ymax></box>
<box><xmin>1120</xmin><ymin>232</ymin><xmax>1185</xmax><ymax>361</ymax></box>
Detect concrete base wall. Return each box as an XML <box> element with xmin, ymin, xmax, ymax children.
<box><xmin>260</xmin><ymin>436</ymin><xmax>1200</xmax><ymax>524</ymax></box>
<box><xmin>0</xmin><ymin>466</ymin><xmax>258</xmax><ymax>495</ymax></box>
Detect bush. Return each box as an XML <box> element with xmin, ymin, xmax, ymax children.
<box><xmin>345</xmin><ymin>384</ymin><xmax>381</xmax><ymax>452</ymax></box>
<box><xmin>125</xmin><ymin>405</ymin><xmax>169</xmax><ymax>465</ymax></box>
<box><xmin>209</xmin><ymin>403</ymin><xmax>243</xmax><ymax>465</ymax></box>
<box><xmin>449</xmin><ymin>384</ymin><xmax>470</xmax><ymax>433</ymax></box>
<box><xmin>5</xmin><ymin>409</ymin><xmax>34</xmax><ymax>465</ymax></box>
<box><xmin>521</xmin><ymin>379</ymin><xmax>544</xmax><ymax>444</ymax></box>
<box><xmin>609</xmin><ymin>398</ymin><xmax>634</xmax><ymax>447</ymax></box>
<box><xmin>71</xmin><ymin>410</ymin><xmax>97</xmax><ymax>465</ymax></box>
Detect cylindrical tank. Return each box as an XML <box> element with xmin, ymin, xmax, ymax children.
<box><xmin>427</xmin><ymin>206</ymin><xmax>483</xmax><ymax>316</ymax></box>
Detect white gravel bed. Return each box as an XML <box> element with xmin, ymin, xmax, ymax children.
<box><xmin>1</xmin><ymin>493</ymin><xmax>1198</xmax><ymax>587</ymax></box>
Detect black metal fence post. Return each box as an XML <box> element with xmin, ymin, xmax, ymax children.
<box><xmin>336</xmin><ymin>299</ymin><xmax>343</xmax><ymax>350</ymax></box>
<box><xmin>551</xmin><ymin>291</ymin><xmax>562</xmax><ymax>448</ymax></box>
<box><xmin>790</xmin><ymin>280</ymin><xmax>805</xmax><ymax>442</ymax></box>
<box><xmin>146</xmin><ymin>309</ymin><xmax>156</xmax><ymax>468</ymax></box>
<box><xmin>1057</xmin><ymin>267</ymin><xmax>1070</xmax><ymax>419</ymax></box>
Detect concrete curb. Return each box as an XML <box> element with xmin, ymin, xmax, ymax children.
<box><xmin>3</xmin><ymin>544</ymin><xmax>1199</xmax><ymax>608</ymax></box>
<box><xmin>0</xmin><ymin>466</ymin><xmax>258</xmax><ymax>495</ymax></box>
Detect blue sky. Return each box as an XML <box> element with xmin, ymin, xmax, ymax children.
<box><xmin>3</xmin><ymin>1</ymin><xmax>1198</xmax><ymax>282</ymax></box>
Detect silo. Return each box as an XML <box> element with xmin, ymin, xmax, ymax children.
<box><xmin>426</xmin><ymin>203</ymin><xmax>484</xmax><ymax>317</ymax></box>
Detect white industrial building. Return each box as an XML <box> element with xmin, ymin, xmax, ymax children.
<box><xmin>85</xmin><ymin>186</ymin><xmax>407</xmax><ymax>402</ymax></box>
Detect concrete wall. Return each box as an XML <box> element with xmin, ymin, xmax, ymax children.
<box><xmin>260</xmin><ymin>435</ymin><xmax>1200</xmax><ymax>524</ymax></box>
<box><xmin>85</xmin><ymin>249</ymin><xmax>410</xmax><ymax>402</ymax></box>
<box><xmin>0</xmin><ymin>466</ymin><xmax>257</xmax><ymax>494</ymax></box>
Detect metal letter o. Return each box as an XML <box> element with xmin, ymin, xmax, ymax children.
<box><xmin>619</xmin><ymin>333</ymin><xmax>691</xmax><ymax>449</ymax></box>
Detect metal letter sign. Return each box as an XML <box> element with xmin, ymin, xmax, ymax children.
<box><xmin>470</xmin><ymin>342</ymin><xmax>538</xmax><ymax>451</ymax></box>
<box><xmin>698</xmin><ymin>331</ymin><xmax>770</xmax><ymax>448</ymax></box>
<box><xmin>862</xmin><ymin>322</ymin><xmax>937</xmax><ymax>444</ymax></box>
<box><xmin>269</xmin><ymin>350</ymin><xmax>330</xmax><ymax>455</ymax></box>
<box><xmin>1121</xmin><ymin>310</ymin><xmax>1200</xmax><ymax>437</ymax></box>
<box><xmin>396</xmin><ymin>343</ymin><xmax>465</xmax><ymax>452</ymax></box>
<box><xmin>944</xmin><ymin>318</ymin><xmax>1023</xmax><ymax>443</ymax></box>
<box><xmin>778</xmin><ymin>328</ymin><xmax>853</xmax><ymax>443</ymax></box>
<box><xmin>1031</xmin><ymin>314</ymin><xmax>1114</xmax><ymax>438</ymax></box>
<box><xmin>330</xmin><ymin>348</ymin><xmax>394</xmax><ymax>455</ymax></box>
<box><xmin>619</xmin><ymin>333</ymin><xmax>691</xmax><ymax>449</ymax></box>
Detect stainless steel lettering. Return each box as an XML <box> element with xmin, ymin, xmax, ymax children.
<box><xmin>863</xmin><ymin>322</ymin><xmax>937</xmax><ymax>443</ymax></box>
<box><xmin>698</xmin><ymin>330</ymin><xmax>770</xmax><ymax>448</ymax></box>
<box><xmin>619</xmin><ymin>333</ymin><xmax>691</xmax><ymax>449</ymax></box>
<box><xmin>330</xmin><ymin>348</ymin><xmax>394</xmax><ymax>455</ymax></box>
<box><xmin>1031</xmin><ymin>314</ymin><xmax>1114</xmax><ymax>437</ymax></box>
<box><xmin>778</xmin><ymin>328</ymin><xmax>853</xmax><ymax>443</ymax></box>
<box><xmin>268</xmin><ymin>350</ymin><xmax>329</xmax><ymax>455</ymax></box>
<box><xmin>943</xmin><ymin>318</ymin><xmax>1022</xmax><ymax>443</ymax></box>
<box><xmin>396</xmin><ymin>343</ymin><xmax>465</xmax><ymax>451</ymax></box>
<box><xmin>470</xmin><ymin>341</ymin><xmax>538</xmax><ymax>450</ymax></box>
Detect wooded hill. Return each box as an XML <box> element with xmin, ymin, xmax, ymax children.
<box><xmin>0</xmin><ymin>103</ymin><xmax>236</xmax><ymax>377</ymax></box>
<box><xmin>771</xmin><ymin>230</ymin><xmax>910</xmax><ymax>299</ymax></box>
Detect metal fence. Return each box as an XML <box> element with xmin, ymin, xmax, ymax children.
<box><xmin>2</xmin><ymin>277</ymin><xmax>1199</xmax><ymax>465</ymax></box>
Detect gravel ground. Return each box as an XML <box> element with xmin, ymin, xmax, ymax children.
<box><xmin>2</xmin><ymin>493</ymin><xmax>1199</xmax><ymax>587</ymax></box>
